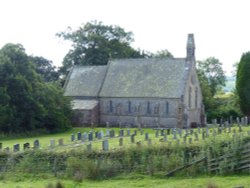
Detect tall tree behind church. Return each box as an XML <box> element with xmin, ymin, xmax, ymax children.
<box><xmin>57</xmin><ymin>21</ymin><xmax>145</xmax><ymax>75</ymax></box>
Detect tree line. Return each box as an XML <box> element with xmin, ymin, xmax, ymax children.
<box><xmin>0</xmin><ymin>20</ymin><xmax>249</xmax><ymax>134</ymax></box>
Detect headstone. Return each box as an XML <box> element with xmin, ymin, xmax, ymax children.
<box><xmin>206</xmin><ymin>127</ymin><xmax>209</xmax><ymax>135</ymax></box>
<box><xmin>236</xmin><ymin>117</ymin><xmax>240</xmax><ymax>124</ymax></box>
<box><xmin>229</xmin><ymin>116</ymin><xmax>233</xmax><ymax>124</ymax></box>
<box><xmin>34</xmin><ymin>139</ymin><xmax>40</xmax><ymax>149</ymax></box>
<box><xmin>161</xmin><ymin>129</ymin><xmax>164</xmax><ymax>136</ymax></box>
<box><xmin>202</xmin><ymin>131</ymin><xmax>205</xmax><ymax>140</ymax></box>
<box><xmin>155</xmin><ymin>130</ymin><xmax>159</xmax><ymax>138</ymax></box>
<box><xmin>245</xmin><ymin>116</ymin><xmax>248</xmax><ymax>125</ymax></box>
<box><xmin>13</xmin><ymin>144</ymin><xmax>20</xmax><ymax>152</ymax></box>
<box><xmin>106</xmin><ymin>129</ymin><xmax>110</xmax><ymax>137</ymax></box>
<box><xmin>4</xmin><ymin>147</ymin><xmax>9</xmax><ymax>153</ymax></box>
<box><xmin>119</xmin><ymin>130</ymin><xmax>124</xmax><ymax>137</ymax></box>
<box><xmin>82</xmin><ymin>132</ymin><xmax>88</xmax><ymax>142</ymax></box>
<box><xmin>148</xmin><ymin>139</ymin><xmax>152</xmax><ymax>145</ymax></box>
<box><xmin>167</xmin><ymin>129</ymin><xmax>170</xmax><ymax>135</ymax></box>
<box><xmin>178</xmin><ymin>129</ymin><xmax>182</xmax><ymax>137</ymax></box>
<box><xmin>100</xmin><ymin>130</ymin><xmax>104</xmax><ymax>138</ymax></box>
<box><xmin>145</xmin><ymin>133</ymin><xmax>149</xmax><ymax>141</ymax></box>
<box><xmin>23</xmin><ymin>142</ymin><xmax>30</xmax><ymax>150</ymax></box>
<box><xmin>127</xmin><ymin>129</ymin><xmax>130</xmax><ymax>136</ymax></box>
<box><xmin>98</xmin><ymin>132</ymin><xmax>102</xmax><ymax>140</ymax></box>
<box><xmin>131</xmin><ymin>134</ymin><xmax>135</xmax><ymax>143</ymax></box>
<box><xmin>58</xmin><ymin>138</ymin><xmax>64</xmax><ymax>146</ymax></box>
<box><xmin>140</xmin><ymin>129</ymin><xmax>144</xmax><ymax>135</ymax></box>
<box><xmin>50</xmin><ymin>139</ymin><xmax>55</xmax><ymax>147</ymax></box>
<box><xmin>110</xmin><ymin>130</ymin><xmax>115</xmax><ymax>138</ymax></box>
<box><xmin>119</xmin><ymin>138</ymin><xmax>123</xmax><ymax>146</ymax></box>
<box><xmin>241</xmin><ymin>117</ymin><xmax>244</xmax><ymax>125</ymax></box>
<box><xmin>134</xmin><ymin>130</ymin><xmax>137</xmax><ymax>136</ymax></box>
<box><xmin>95</xmin><ymin>131</ymin><xmax>98</xmax><ymax>138</ymax></box>
<box><xmin>77</xmin><ymin>132</ymin><xmax>82</xmax><ymax>140</ymax></box>
<box><xmin>164</xmin><ymin>134</ymin><xmax>167</xmax><ymax>142</ymax></box>
<box><xmin>87</xmin><ymin>143</ymin><xmax>92</xmax><ymax>152</ymax></box>
<box><xmin>0</xmin><ymin>143</ymin><xmax>2</xmax><ymax>150</ymax></box>
<box><xmin>88</xmin><ymin>132</ymin><xmax>93</xmax><ymax>141</ymax></box>
<box><xmin>71</xmin><ymin>134</ymin><xmax>75</xmax><ymax>142</ymax></box>
<box><xmin>102</xmin><ymin>140</ymin><xmax>109</xmax><ymax>151</ymax></box>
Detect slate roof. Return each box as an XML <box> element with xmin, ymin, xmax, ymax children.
<box><xmin>71</xmin><ymin>99</ymin><xmax>98</xmax><ymax>110</ymax></box>
<box><xmin>100</xmin><ymin>58</ymin><xmax>190</xmax><ymax>98</ymax></box>
<box><xmin>64</xmin><ymin>66</ymin><xmax>107</xmax><ymax>97</ymax></box>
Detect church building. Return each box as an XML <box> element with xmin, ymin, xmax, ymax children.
<box><xmin>64</xmin><ymin>34</ymin><xmax>204</xmax><ymax>128</ymax></box>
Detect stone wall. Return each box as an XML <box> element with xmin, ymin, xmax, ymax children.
<box><xmin>100</xmin><ymin>98</ymin><xmax>180</xmax><ymax>128</ymax></box>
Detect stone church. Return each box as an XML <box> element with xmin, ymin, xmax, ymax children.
<box><xmin>64</xmin><ymin>34</ymin><xmax>204</xmax><ymax>128</ymax></box>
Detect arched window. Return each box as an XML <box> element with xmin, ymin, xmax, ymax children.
<box><xmin>128</xmin><ymin>101</ymin><xmax>132</xmax><ymax>113</ymax></box>
<box><xmin>188</xmin><ymin>87</ymin><xmax>192</xmax><ymax>108</ymax></box>
<box><xmin>109</xmin><ymin>100</ymin><xmax>113</xmax><ymax>113</ymax></box>
<box><xmin>147</xmin><ymin>101</ymin><xmax>151</xmax><ymax>114</ymax></box>
<box><xmin>166</xmin><ymin>102</ymin><xmax>169</xmax><ymax>114</ymax></box>
<box><xmin>195</xmin><ymin>87</ymin><xmax>198</xmax><ymax>108</ymax></box>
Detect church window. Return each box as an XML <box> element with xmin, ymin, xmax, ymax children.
<box><xmin>154</xmin><ymin>104</ymin><xmax>159</xmax><ymax>114</ymax></box>
<box><xmin>195</xmin><ymin>87</ymin><xmax>198</xmax><ymax>108</ymax></box>
<box><xmin>166</xmin><ymin>102</ymin><xmax>169</xmax><ymax>114</ymax></box>
<box><xmin>188</xmin><ymin>87</ymin><xmax>192</xmax><ymax>108</ymax></box>
<box><xmin>109</xmin><ymin>100</ymin><xmax>113</xmax><ymax>113</ymax></box>
<box><xmin>147</xmin><ymin>101</ymin><xmax>151</xmax><ymax>114</ymax></box>
<box><xmin>128</xmin><ymin>101</ymin><xmax>132</xmax><ymax>113</ymax></box>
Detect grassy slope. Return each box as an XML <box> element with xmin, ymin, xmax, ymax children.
<box><xmin>0</xmin><ymin>175</ymin><xmax>250</xmax><ymax>188</ymax></box>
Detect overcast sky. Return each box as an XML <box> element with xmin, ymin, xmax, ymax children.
<box><xmin>1</xmin><ymin>0</ymin><xmax>249</xmax><ymax>75</ymax></box>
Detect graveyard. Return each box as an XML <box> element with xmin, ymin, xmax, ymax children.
<box><xmin>0</xmin><ymin>119</ymin><xmax>250</xmax><ymax>187</ymax></box>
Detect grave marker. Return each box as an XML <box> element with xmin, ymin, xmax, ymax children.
<box><xmin>102</xmin><ymin>140</ymin><xmax>109</xmax><ymax>151</ymax></box>
<box><xmin>88</xmin><ymin>132</ymin><xmax>93</xmax><ymax>141</ymax></box>
<box><xmin>77</xmin><ymin>132</ymin><xmax>82</xmax><ymax>140</ymax></box>
<box><xmin>71</xmin><ymin>134</ymin><xmax>75</xmax><ymax>142</ymax></box>
<box><xmin>13</xmin><ymin>144</ymin><xmax>20</xmax><ymax>152</ymax></box>
<box><xmin>58</xmin><ymin>138</ymin><xmax>64</xmax><ymax>146</ymax></box>
<box><xmin>34</xmin><ymin>139</ymin><xmax>40</xmax><ymax>149</ymax></box>
<box><xmin>23</xmin><ymin>143</ymin><xmax>30</xmax><ymax>150</ymax></box>
<box><xmin>119</xmin><ymin>138</ymin><xmax>123</xmax><ymax>146</ymax></box>
<box><xmin>131</xmin><ymin>134</ymin><xmax>135</xmax><ymax>143</ymax></box>
<box><xmin>50</xmin><ymin>139</ymin><xmax>55</xmax><ymax>148</ymax></box>
<box><xmin>145</xmin><ymin>133</ymin><xmax>149</xmax><ymax>141</ymax></box>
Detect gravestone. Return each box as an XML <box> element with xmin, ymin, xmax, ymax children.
<box><xmin>71</xmin><ymin>134</ymin><xmax>75</xmax><ymax>142</ymax></box>
<box><xmin>77</xmin><ymin>132</ymin><xmax>82</xmax><ymax>140</ymax></box>
<box><xmin>88</xmin><ymin>132</ymin><xmax>93</xmax><ymax>141</ymax></box>
<box><xmin>50</xmin><ymin>139</ymin><xmax>55</xmax><ymax>147</ymax></box>
<box><xmin>236</xmin><ymin>117</ymin><xmax>240</xmax><ymax>124</ymax></box>
<box><xmin>98</xmin><ymin>132</ymin><xmax>102</xmax><ymax>140</ymax></box>
<box><xmin>134</xmin><ymin>130</ymin><xmax>137</xmax><ymax>136</ymax></box>
<box><xmin>58</xmin><ymin>138</ymin><xmax>64</xmax><ymax>146</ymax></box>
<box><xmin>100</xmin><ymin>130</ymin><xmax>104</xmax><ymax>138</ymax></box>
<box><xmin>148</xmin><ymin>139</ymin><xmax>152</xmax><ymax>145</ymax></box>
<box><xmin>82</xmin><ymin>132</ymin><xmax>88</xmax><ymax>142</ymax></box>
<box><xmin>95</xmin><ymin>131</ymin><xmax>98</xmax><ymax>138</ymax></box>
<box><xmin>119</xmin><ymin>138</ymin><xmax>123</xmax><ymax>146</ymax></box>
<box><xmin>110</xmin><ymin>130</ymin><xmax>115</xmax><ymax>138</ymax></box>
<box><xmin>131</xmin><ymin>134</ymin><xmax>135</xmax><ymax>143</ymax></box>
<box><xmin>140</xmin><ymin>129</ymin><xmax>144</xmax><ymax>135</ymax></box>
<box><xmin>106</xmin><ymin>129</ymin><xmax>110</xmax><ymax>137</ymax></box>
<box><xmin>178</xmin><ymin>129</ymin><xmax>182</xmax><ymax>137</ymax></box>
<box><xmin>161</xmin><ymin>129</ymin><xmax>164</xmax><ymax>136</ymax></box>
<box><xmin>164</xmin><ymin>134</ymin><xmax>167</xmax><ymax>142</ymax></box>
<box><xmin>23</xmin><ymin>143</ymin><xmax>30</xmax><ymax>150</ymax></box>
<box><xmin>13</xmin><ymin>144</ymin><xmax>20</xmax><ymax>152</ymax></box>
<box><xmin>0</xmin><ymin>142</ymin><xmax>2</xmax><ymax>150</ymax></box>
<box><xmin>102</xmin><ymin>140</ymin><xmax>109</xmax><ymax>151</ymax></box>
<box><xmin>127</xmin><ymin>129</ymin><xmax>130</xmax><ymax>136</ymax></box>
<box><xmin>155</xmin><ymin>130</ymin><xmax>159</xmax><ymax>138</ymax></box>
<box><xmin>34</xmin><ymin>139</ymin><xmax>40</xmax><ymax>149</ymax></box>
<box><xmin>119</xmin><ymin>130</ymin><xmax>124</xmax><ymax>137</ymax></box>
<box><xmin>145</xmin><ymin>133</ymin><xmax>149</xmax><ymax>141</ymax></box>
<box><xmin>4</xmin><ymin>147</ymin><xmax>10</xmax><ymax>153</ymax></box>
<box><xmin>202</xmin><ymin>131</ymin><xmax>205</xmax><ymax>140</ymax></box>
<box><xmin>87</xmin><ymin>143</ymin><xmax>92</xmax><ymax>152</ymax></box>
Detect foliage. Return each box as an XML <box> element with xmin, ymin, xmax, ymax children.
<box><xmin>151</xmin><ymin>49</ymin><xmax>174</xmax><ymax>58</ymax></box>
<box><xmin>29</xmin><ymin>56</ymin><xmax>60</xmax><ymax>82</ymax></box>
<box><xmin>57</xmin><ymin>20</ymin><xmax>145</xmax><ymax>75</ymax></box>
<box><xmin>197</xmin><ymin>57</ymin><xmax>226</xmax><ymax>97</ymax></box>
<box><xmin>0</xmin><ymin>43</ymin><xmax>72</xmax><ymax>133</ymax></box>
<box><xmin>236</xmin><ymin>52</ymin><xmax>250</xmax><ymax>116</ymax></box>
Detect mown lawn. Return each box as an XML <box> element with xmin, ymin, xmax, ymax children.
<box><xmin>0</xmin><ymin>174</ymin><xmax>250</xmax><ymax>188</ymax></box>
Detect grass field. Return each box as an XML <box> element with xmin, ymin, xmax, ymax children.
<box><xmin>0</xmin><ymin>174</ymin><xmax>250</xmax><ymax>188</ymax></box>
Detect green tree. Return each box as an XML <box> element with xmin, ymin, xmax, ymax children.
<box><xmin>236</xmin><ymin>52</ymin><xmax>250</xmax><ymax>116</ymax></box>
<box><xmin>152</xmin><ymin>49</ymin><xmax>174</xmax><ymax>58</ymax></box>
<box><xmin>57</xmin><ymin>20</ymin><xmax>144</xmax><ymax>74</ymax></box>
<box><xmin>30</xmin><ymin>56</ymin><xmax>60</xmax><ymax>82</ymax></box>
<box><xmin>0</xmin><ymin>43</ymin><xmax>72</xmax><ymax>133</ymax></box>
<box><xmin>197</xmin><ymin>57</ymin><xmax>226</xmax><ymax>96</ymax></box>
